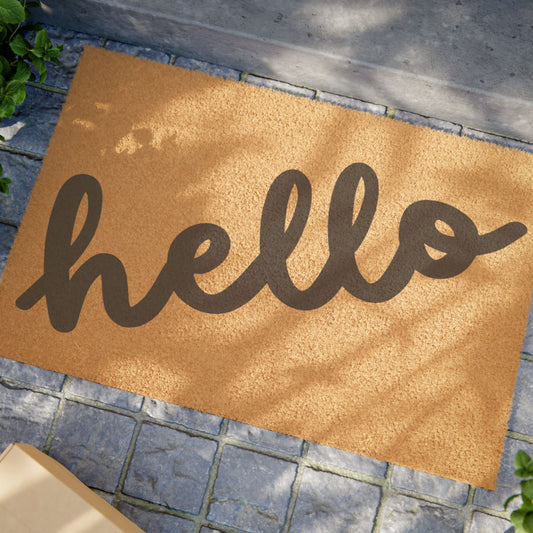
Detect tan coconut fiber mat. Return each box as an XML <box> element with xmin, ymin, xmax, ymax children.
<box><xmin>1</xmin><ymin>46</ymin><xmax>532</xmax><ymax>490</ymax></box>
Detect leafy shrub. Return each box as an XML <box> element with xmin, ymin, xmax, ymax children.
<box><xmin>0</xmin><ymin>0</ymin><xmax>63</xmax><ymax>193</ymax></box>
<box><xmin>505</xmin><ymin>450</ymin><xmax>533</xmax><ymax>533</ymax></box>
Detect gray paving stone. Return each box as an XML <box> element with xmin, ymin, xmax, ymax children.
<box><xmin>391</xmin><ymin>465</ymin><xmax>469</xmax><ymax>505</ymax></box>
<box><xmin>469</xmin><ymin>512</ymin><xmax>512</xmax><ymax>533</ymax></box>
<box><xmin>118</xmin><ymin>502</ymin><xmax>194</xmax><ymax>533</ymax></box>
<box><xmin>0</xmin><ymin>223</ymin><xmax>16</xmax><ymax>280</ymax></box>
<box><xmin>174</xmin><ymin>57</ymin><xmax>241</xmax><ymax>80</ymax></box>
<box><xmin>394</xmin><ymin>110</ymin><xmax>462</xmax><ymax>134</ymax></box>
<box><xmin>48</xmin><ymin>400</ymin><xmax>136</xmax><ymax>492</ymax></box>
<box><xmin>318</xmin><ymin>92</ymin><xmax>386</xmax><ymax>115</ymax></box>
<box><xmin>0</xmin><ymin>382</ymin><xmax>59</xmax><ymax>452</ymax></box>
<box><xmin>124</xmin><ymin>423</ymin><xmax>217</xmax><ymax>514</ymax></box>
<box><xmin>290</xmin><ymin>468</ymin><xmax>381</xmax><ymax>533</ymax></box>
<box><xmin>28</xmin><ymin>25</ymin><xmax>103</xmax><ymax>90</ymax></box>
<box><xmin>144</xmin><ymin>398</ymin><xmax>222</xmax><ymax>434</ymax></box>
<box><xmin>306</xmin><ymin>442</ymin><xmax>387</xmax><ymax>478</ymax></box>
<box><xmin>208</xmin><ymin>445</ymin><xmax>297</xmax><ymax>533</ymax></box>
<box><xmin>379</xmin><ymin>494</ymin><xmax>464</xmax><ymax>533</ymax></box>
<box><xmin>0</xmin><ymin>358</ymin><xmax>65</xmax><ymax>391</ymax></box>
<box><xmin>0</xmin><ymin>152</ymin><xmax>42</xmax><ymax>226</ymax></box>
<box><xmin>227</xmin><ymin>421</ymin><xmax>302</xmax><ymax>455</ymax></box>
<box><xmin>462</xmin><ymin>128</ymin><xmax>533</xmax><ymax>154</ymax></box>
<box><xmin>69</xmin><ymin>377</ymin><xmax>143</xmax><ymax>411</ymax></box>
<box><xmin>509</xmin><ymin>360</ymin><xmax>533</xmax><ymax>435</ymax></box>
<box><xmin>105</xmin><ymin>40</ymin><xmax>171</xmax><ymax>64</ymax></box>
<box><xmin>0</xmin><ymin>86</ymin><xmax>65</xmax><ymax>155</ymax></box>
<box><xmin>474</xmin><ymin>437</ymin><xmax>533</xmax><ymax>512</ymax></box>
<box><xmin>246</xmin><ymin>75</ymin><xmax>314</xmax><ymax>98</ymax></box>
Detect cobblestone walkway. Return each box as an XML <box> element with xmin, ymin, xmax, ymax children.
<box><xmin>1</xmin><ymin>24</ymin><xmax>533</xmax><ymax>533</ymax></box>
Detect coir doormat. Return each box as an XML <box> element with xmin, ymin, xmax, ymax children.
<box><xmin>1</xmin><ymin>47</ymin><xmax>532</xmax><ymax>489</ymax></box>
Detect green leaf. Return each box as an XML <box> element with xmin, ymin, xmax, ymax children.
<box><xmin>0</xmin><ymin>134</ymin><xmax>4</xmax><ymax>142</ymax></box>
<box><xmin>31</xmin><ymin>56</ymin><xmax>46</xmax><ymax>83</ymax></box>
<box><xmin>0</xmin><ymin>97</ymin><xmax>15</xmax><ymax>118</ymax></box>
<box><xmin>516</xmin><ymin>451</ymin><xmax>532</xmax><ymax>470</ymax></box>
<box><xmin>4</xmin><ymin>79</ymin><xmax>23</xmax><ymax>99</ymax></box>
<box><xmin>34</xmin><ymin>28</ymin><xmax>48</xmax><ymax>49</ymax></box>
<box><xmin>31</xmin><ymin>46</ymin><xmax>44</xmax><ymax>58</ymax></box>
<box><xmin>0</xmin><ymin>0</ymin><xmax>25</xmax><ymax>24</ymax></box>
<box><xmin>12</xmin><ymin>81</ymin><xmax>24</xmax><ymax>105</ymax></box>
<box><xmin>0</xmin><ymin>22</ymin><xmax>7</xmax><ymax>40</ymax></box>
<box><xmin>0</xmin><ymin>55</ymin><xmax>9</xmax><ymax>76</ymax></box>
<box><xmin>0</xmin><ymin>177</ymin><xmax>12</xmax><ymax>194</ymax></box>
<box><xmin>524</xmin><ymin>511</ymin><xmax>533</xmax><ymax>533</ymax></box>
<box><xmin>9</xmin><ymin>33</ymin><xmax>29</xmax><ymax>56</ymax></box>
<box><xmin>13</xmin><ymin>60</ymin><xmax>30</xmax><ymax>82</ymax></box>
<box><xmin>523</xmin><ymin>480</ymin><xmax>533</xmax><ymax>501</ymax></box>
<box><xmin>512</xmin><ymin>509</ymin><xmax>528</xmax><ymax>529</ymax></box>
<box><xmin>505</xmin><ymin>493</ymin><xmax>522</xmax><ymax>510</ymax></box>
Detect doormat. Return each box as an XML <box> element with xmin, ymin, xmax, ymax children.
<box><xmin>1</xmin><ymin>46</ymin><xmax>532</xmax><ymax>489</ymax></box>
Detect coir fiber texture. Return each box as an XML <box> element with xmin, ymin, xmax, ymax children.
<box><xmin>1</xmin><ymin>46</ymin><xmax>532</xmax><ymax>489</ymax></box>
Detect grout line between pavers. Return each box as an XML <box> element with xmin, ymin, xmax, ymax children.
<box><xmin>280</xmin><ymin>440</ymin><xmax>309</xmax><ymax>533</ymax></box>
<box><xmin>461</xmin><ymin>485</ymin><xmax>477</xmax><ymax>533</ymax></box>
<box><xmin>42</xmin><ymin>375</ymin><xmax>72</xmax><ymax>453</ymax></box>
<box><xmin>24</xmin><ymin>80</ymin><xmax>68</xmax><ymax>95</ymax></box>
<box><xmin>371</xmin><ymin>462</ymin><xmax>394</xmax><ymax>533</ymax></box>
<box><xmin>111</xmin><ymin>399</ymin><xmax>147</xmax><ymax>506</ymax></box>
<box><xmin>117</xmin><ymin>493</ymin><xmax>200</xmax><ymax>523</ymax></box>
<box><xmin>193</xmin><ymin>418</ymin><xmax>230</xmax><ymax>533</ymax></box>
<box><xmin>522</xmin><ymin>352</ymin><xmax>533</xmax><ymax>362</ymax></box>
<box><xmin>0</xmin><ymin>143</ymin><xmax>44</xmax><ymax>160</ymax></box>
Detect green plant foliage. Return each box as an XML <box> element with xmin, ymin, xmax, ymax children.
<box><xmin>0</xmin><ymin>0</ymin><xmax>62</xmax><ymax>193</ymax></box>
<box><xmin>505</xmin><ymin>450</ymin><xmax>533</xmax><ymax>533</ymax></box>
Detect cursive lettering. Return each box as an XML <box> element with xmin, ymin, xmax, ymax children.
<box><xmin>16</xmin><ymin>164</ymin><xmax>527</xmax><ymax>332</ymax></box>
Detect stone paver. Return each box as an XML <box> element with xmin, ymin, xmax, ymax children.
<box><xmin>508</xmin><ymin>359</ymin><xmax>533</xmax><ymax>434</ymax></box>
<box><xmin>0</xmin><ymin>85</ymin><xmax>65</xmax><ymax>155</ymax></box>
<box><xmin>104</xmin><ymin>40</ymin><xmax>171</xmax><ymax>64</ymax></box>
<box><xmin>462</xmin><ymin>127</ymin><xmax>533</xmax><ymax>153</ymax></box>
<box><xmin>124</xmin><ymin>423</ymin><xmax>217</xmax><ymax>514</ymax></box>
<box><xmin>208</xmin><ymin>445</ymin><xmax>297</xmax><ymax>532</ymax></box>
<box><xmin>379</xmin><ymin>494</ymin><xmax>464</xmax><ymax>533</ymax></box>
<box><xmin>474</xmin><ymin>437</ymin><xmax>533</xmax><ymax>512</ymax></box>
<box><xmin>118</xmin><ymin>502</ymin><xmax>195</xmax><ymax>533</ymax></box>
<box><xmin>174</xmin><ymin>56</ymin><xmax>241</xmax><ymax>80</ymax></box>
<box><xmin>69</xmin><ymin>377</ymin><xmax>143</xmax><ymax>411</ymax></box>
<box><xmin>0</xmin><ymin>152</ymin><xmax>42</xmax><ymax>226</ymax></box>
<box><xmin>0</xmin><ymin>224</ymin><xmax>16</xmax><ymax>279</ymax></box>
<box><xmin>246</xmin><ymin>75</ymin><xmax>315</xmax><ymax>98</ymax></box>
<box><xmin>0</xmin><ymin>382</ymin><xmax>59</xmax><ymax>452</ymax></box>
<box><xmin>227</xmin><ymin>420</ymin><xmax>303</xmax><ymax>455</ymax></box>
<box><xmin>391</xmin><ymin>465</ymin><xmax>470</xmax><ymax>505</ymax></box>
<box><xmin>290</xmin><ymin>468</ymin><xmax>381</xmax><ymax>533</ymax></box>
<box><xmin>318</xmin><ymin>92</ymin><xmax>387</xmax><ymax>115</ymax></box>
<box><xmin>469</xmin><ymin>512</ymin><xmax>512</xmax><ymax>533</ymax></box>
<box><xmin>0</xmin><ymin>357</ymin><xmax>64</xmax><ymax>391</ymax></box>
<box><xmin>306</xmin><ymin>442</ymin><xmax>387</xmax><ymax>478</ymax></box>
<box><xmin>144</xmin><ymin>398</ymin><xmax>222</xmax><ymax>434</ymax></box>
<box><xmin>48</xmin><ymin>400</ymin><xmax>136</xmax><ymax>492</ymax></box>
<box><xmin>393</xmin><ymin>109</ymin><xmax>462</xmax><ymax>134</ymax></box>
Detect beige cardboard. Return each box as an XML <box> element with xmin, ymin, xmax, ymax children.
<box><xmin>0</xmin><ymin>443</ymin><xmax>143</xmax><ymax>532</ymax></box>
<box><xmin>1</xmin><ymin>47</ymin><xmax>532</xmax><ymax>489</ymax></box>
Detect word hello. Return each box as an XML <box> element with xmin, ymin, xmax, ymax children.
<box><xmin>17</xmin><ymin>163</ymin><xmax>527</xmax><ymax>332</ymax></box>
